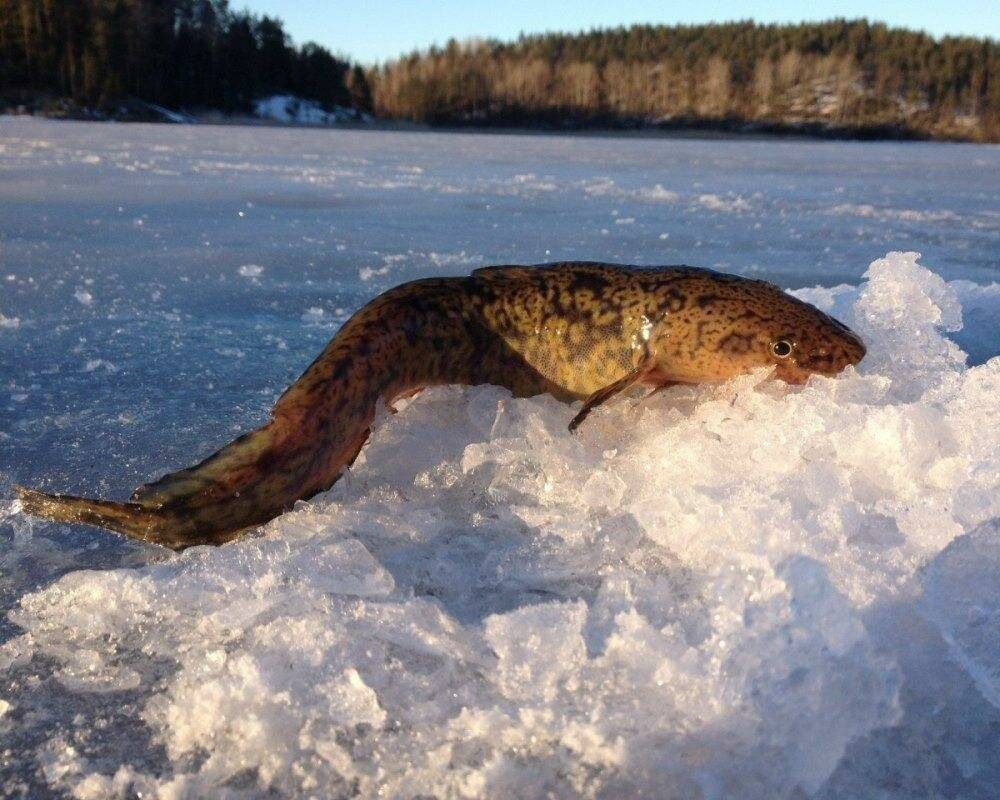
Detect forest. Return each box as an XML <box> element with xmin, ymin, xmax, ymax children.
<box><xmin>372</xmin><ymin>21</ymin><xmax>999</xmax><ymax>141</ymax></box>
<box><xmin>0</xmin><ymin>0</ymin><xmax>370</xmax><ymax>114</ymax></box>
<box><xmin>1</xmin><ymin>5</ymin><xmax>996</xmax><ymax>141</ymax></box>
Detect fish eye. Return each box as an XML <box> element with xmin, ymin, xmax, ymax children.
<box><xmin>772</xmin><ymin>339</ymin><xmax>793</xmax><ymax>358</ymax></box>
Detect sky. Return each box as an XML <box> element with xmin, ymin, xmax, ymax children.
<box><xmin>244</xmin><ymin>0</ymin><xmax>999</xmax><ymax>64</ymax></box>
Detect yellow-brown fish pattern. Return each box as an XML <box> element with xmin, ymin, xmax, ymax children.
<box><xmin>16</xmin><ymin>262</ymin><xmax>866</xmax><ymax>549</ymax></box>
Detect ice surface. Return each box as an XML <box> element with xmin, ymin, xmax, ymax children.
<box><xmin>1</xmin><ymin>118</ymin><xmax>999</xmax><ymax>798</ymax></box>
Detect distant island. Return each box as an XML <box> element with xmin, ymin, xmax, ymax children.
<box><xmin>1</xmin><ymin>3</ymin><xmax>996</xmax><ymax>142</ymax></box>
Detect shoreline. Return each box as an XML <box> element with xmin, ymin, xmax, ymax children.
<box><xmin>2</xmin><ymin>107</ymin><xmax>994</xmax><ymax>145</ymax></box>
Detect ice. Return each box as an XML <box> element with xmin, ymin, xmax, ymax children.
<box><xmin>485</xmin><ymin>601</ymin><xmax>588</xmax><ymax>703</ymax></box>
<box><xmin>921</xmin><ymin>519</ymin><xmax>1000</xmax><ymax>708</ymax></box>
<box><xmin>1</xmin><ymin>118</ymin><xmax>999</xmax><ymax>798</ymax></box>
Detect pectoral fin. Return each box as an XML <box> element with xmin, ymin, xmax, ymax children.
<box><xmin>643</xmin><ymin>381</ymin><xmax>680</xmax><ymax>399</ymax></box>
<box><xmin>569</xmin><ymin>361</ymin><xmax>656</xmax><ymax>432</ymax></box>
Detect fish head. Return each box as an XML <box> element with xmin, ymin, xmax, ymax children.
<box><xmin>653</xmin><ymin>275</ymin><xmax>866</xmax><ymax>385</ymax></box>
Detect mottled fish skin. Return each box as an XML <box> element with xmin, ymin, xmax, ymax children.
<box><xmin>16</xmin><ymin>262</ymin><xmax>866</xmax><ymax>549</ymax></box>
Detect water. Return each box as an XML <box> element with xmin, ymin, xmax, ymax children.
<box><xmin>0</xmin><ymin>117</ymin><xmax>998</xmax><ymax>798</ymax></box>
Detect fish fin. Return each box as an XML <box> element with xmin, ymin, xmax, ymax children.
<box><xmin>471</xmin><ymin>265</ymin><xmax>539</xmax><ymax>283</ymax></box>
<box><xmin>568</xmin><ymin>360</ymin><xmax>655</xmax><ymax>432</ymax></box>
<box><xmin>129</xmin><ymin>420</ymin><xmax>287</xmax><ymax>509</ymax></box>
<box><xmin>474</xmin><ymin>262</ymin><xmax>637</xmax><ymax>283</ymax></box>
<box><xmin>124</xmin><ymin>394</ymin><xmax>373</xmax><ymax>546</ymax></box>
<box><xmin>387</xmin><ymin>385</ymin><xmax>425</xmax><ymax>414</ymax></box>
<box><xmin>643</xmin><ymin>380</ymin><xmax>681</xmax><ymax>399</ymax></box>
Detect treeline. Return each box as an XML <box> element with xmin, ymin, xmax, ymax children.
<box><xmin>0</xmin><ymin>0</ymin><xmax>371</xmax><ymax>113</ymax></box>
<box><xmin>371</xmin><ymin>20</ymin><xmax>999</xmax><ymax>141</ymax></box>
<box><xmin>2</xmin><ymin>10</ymin><xmax>996</xmax><ymax>141</ymax></box>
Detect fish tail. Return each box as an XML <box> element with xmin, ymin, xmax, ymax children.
<box><xmin>16</xmin><ymin>413</ymin><xmax>365</xmax><ymax>550</ymax></box>
<box><xmin>16</xmin><ymin>279</ymin><xmax>497</xmax><ymax>549</ymax></box>
<box><xmin>13</xmin><ymin>485</ymin><xmax>191</xmax><ymax>547</ymax></box>
<box><xmin>18</xmin><ymin>337</ymin><xmax>382</xmax><ymax>549</ymax></box>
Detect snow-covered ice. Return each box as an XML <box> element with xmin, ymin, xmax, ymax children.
<box><xmin>0</xmin><ymin>118</ymin><xmax>998</xmax><ymax>799</ymax></box>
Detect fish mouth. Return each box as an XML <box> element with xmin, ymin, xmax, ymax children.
<box><xmin>846</xmin><ymin>331</ymin><xmax>867</xmax><ymax>364</ymax></box>
<box><xmin>818</xmin><ymin>311</ymin><xmax>867</xmax><ymax>365</ymax></box>
<box><xmin>829</xmin><ymin>317</ymin><xmax>867</xmax><ymax>363</ymax></box>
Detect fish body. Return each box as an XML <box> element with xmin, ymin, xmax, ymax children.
<box><xmin>16</xmin><ymin>262</ymin><xmax>866</xmax><ymax>548</ymax></box>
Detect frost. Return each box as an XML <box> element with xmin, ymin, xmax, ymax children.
<box><xmin>637</xmin><ymin>184</ymin><xmax>680</xmax><ymax>202</ymax></box>
<box><xmin>301</xmin><ymin>306</ymin><xmax>326</xmax><ymax>323</ymax></box>
<box><xmin>74</xmin><ymin>288</ymin><xmax>93</xmax><ymax>306</ymax></box>
<box><xmin>696</xmin><ymin>193</ymin><xmax>751</xmax><ymax>212</ymax></box>
<box><xmin>0</xmin><ymin>311</ymin><xmax>19</xmax><ymax>328</ymax></box>
<box><xmin>359</xmin><ymin>265</ymin><xmax>390</xmax><ymax>281</ymax></box>
<box><xmin>83</xmin><ymin>358</ymin><xmax>118</xmax><ymax>373</ymax></box>
<box><xmin>238</xmin><ymin>263</ymin><xmax>264</xmax><ymax>278</ymax></box>
<box><xmin>829</xmin><ymin>203</ymin><xmax>959</xmax><ymax>223</ymax></box>
<box><xmin>428</xmin><ymin>251</ymin><xmax>484</xmax><ymax>268</ymax></box>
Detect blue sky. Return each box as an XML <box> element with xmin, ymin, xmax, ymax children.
<box><xmin>245</xmin><ymin>0</ymin><xmax>999</xmax><ymax>63</ymax></box>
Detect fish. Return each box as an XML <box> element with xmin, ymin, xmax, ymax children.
<box><xmin>15</xmin><ymin>262</ymin><xmax>866</xmax><ymax>549</ymax></box>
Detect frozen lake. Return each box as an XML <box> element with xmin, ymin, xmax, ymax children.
<box><xmin>0</xmin><ymin>117</ymin><xmax>998</xmax><ymax>798</ymax></box>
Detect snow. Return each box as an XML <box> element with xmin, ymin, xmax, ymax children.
<box><xmin>636</xmin><ymin>183</ymin><xmax>680</xmax><ymax>202</ymax></box>
<box><xmin>141</xmin><ymin>103</ymin><xmax>194</xmax><ymax>125</ymax></box>
<box><xmin>828</xmin><ymin>203</ymin><xmax>961</xmax><ymax>223</ymax></box>
<box><xmin>1</xmin><ymin>117</ymin><xmax>999</xmax><ymax>798</ymax></box>
<box><xmin>238</xmin><ymin>264</ymin><xmax>265</xmax><ymax>278</ymax></box>
<box><xmin>253</xmin><ymin>95</ymin><xmax>366</xmax><ymax>126</ymax></box>
<box><xmin>696</xmin><ymin>192</ymin><xmax>752</xmax><ymax>212</ymax></box>
<box><xmin>83</xmin><ymin>358</ymin><xmax>118</xmax><ymax>373</ymax></box>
